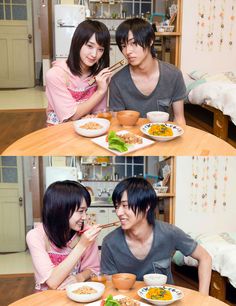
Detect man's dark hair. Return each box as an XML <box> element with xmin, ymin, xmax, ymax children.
<box><xmin>116</xmin><ymin>18</ymin><xmax>156</xmax><ymax>58</ymax></box>
<box><xmin>112</xmin><ymin>177</ymin><xmax>158</xmax><ymax>225</ymax></box>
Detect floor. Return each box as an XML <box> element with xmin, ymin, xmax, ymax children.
<box><xmin>0</xmin><ymin>86</ymin><xmax>47</xmax><ymax>110</ymax></box>
<box><xmin>0</xmin><ymin>86</ymin><xmax>47</xmax><ymax>153</ymax></box>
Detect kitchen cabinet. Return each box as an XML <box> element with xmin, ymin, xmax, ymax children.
<box><xmin>153</xmin><ymin>0</ymin><xmax>182</xmax><ymax>67</ymax></box>
<box><xmin>87</xmin><ymin>206</ymin><xmax>119</xmax><ymax>247</ymax></box>
<box><xmin>80</xmin><ymin>156</ymin><xmax>146</xmax><ymax>181</ymax></box>
<box><xmin>110</xmin><ymin>44</ymin><xmax>125</xmax><ymax>67</ymax></box>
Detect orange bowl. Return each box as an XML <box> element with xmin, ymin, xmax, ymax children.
<box><xmin>112</xmin><ymin>273</ymin><xmax>136</xmax><ymax>292</ymax></box>
<box><xmin>117</xmin><ymin>110</ymin><xmax>140</xmax><ymax>126</ymax></box>
<box><xmin>97</xmin><ymin>111</ymin><xmax>112</xmax><ymax>121</ymax></box>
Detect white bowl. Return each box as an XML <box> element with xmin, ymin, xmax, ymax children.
<box><xmin>73</xmin><ymin>118</ymin><xmax>110</xmax><ymax>138</ymax></box>
<box><xmin>138</xmin><ymin>286</ymin><xmax>184</xmax><ymax>306</ymax></box>
<box><xmin>66</xmin><ymin>281</ymin><xmax>105</xmax><ymax>303</ymax></box>
<box><xmin>143</xmin><ymin>274</ymin><xmax>167</xmax><ymax>286</ymax></box>
<box><xmin>140</xmin><ymin>123</ymin><xmax>184</xmax><ymax>142</ymax></box>
<box><xmin>147</xmin><ymin>111</ymin><xmax>169</xmax><ymax>123</ymax></box>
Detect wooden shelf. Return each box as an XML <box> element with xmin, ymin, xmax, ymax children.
<box><xmin>155</xmin><ymin>32</ymin><xmax>181</xmax><ymax>37</ymax></box>
<box><xmin>156</xmin><ymin>193</ymin><xmax>175</xmax><ymax>197</ymax></box>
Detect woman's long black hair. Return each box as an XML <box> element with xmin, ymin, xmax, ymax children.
<box><xmin>42</xmin><ymin>180</ymin><xmax>91</xmax><ymax>248</ymax></box>
<box><xmin>67</xmin><ymin>19</ymin><xmax>110</xmax><ymax>77</ymax></box>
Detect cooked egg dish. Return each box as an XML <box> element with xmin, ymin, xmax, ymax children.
<box><xmin>148</xmin><ymin>124</ymin><xmax>173</xmax><ymax>137</ymax></box>
<box><xmin>146</xmin><ymin>287</ymin><xmax>172</xmax><ymax>300</ymax></box>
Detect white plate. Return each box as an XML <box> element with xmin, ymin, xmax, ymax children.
<box><xmin>73</xmin><ymin>118</ymin><xmax>110</xmax><ymax>138</ymax></box>
<box><xmin>87</xmin><ymin>294</ymin><xmax>150</xmax><ymax>306</ymax></box>
<box><xmin>91</xmin><ymin>130</ymin><xmax>155</xmax><ymax>156</ymax></box>
<box><xmin>140</xmin><ymin>123</ymin><xmax>184</xmax><ymax>142</ymax></box>
<box><xmin>66</xmin><ymin>282</ymin><xmax>105</xmax><ymax>303</ymax></box>
<box><xmin>138</xmin><ymin>286</ymin><xmax>184</xmax><ymax>305</ymax></box>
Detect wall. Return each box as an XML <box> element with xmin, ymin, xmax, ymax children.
<box><xmin>175</xmin><ymin>156</ymin><xmax>236</xmax><ymax>233</ymax></box>
<box><xmin>33</xmin><ymin>1</ymin><xmax>42</xmax><ymax>81</ymax></box>
<box><xmin>181</xmin><ymin>0</ymin><xmax>236</xmax><ymax>74</ymax></box>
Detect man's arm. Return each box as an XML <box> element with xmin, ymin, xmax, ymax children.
<box><xmin>190</xmin><ymin>244</ymin><xmax>212</xmax><ymax>295</ymax></box>
<box><xmin>172</xmin><ymin>100</ymin><xmax>186</xmax><ymax>126</ymax></box>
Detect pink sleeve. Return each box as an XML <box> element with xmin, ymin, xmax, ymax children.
<box><xmin>46</xmin><ymin>67</ymin><xmax>77</xmax><ymax>122</ymax></box>
<box><xmin>80</xmin><ymin>241</ymin><xmax>100</xmax><ymax>274</ymax></box>
<box><xmin>26</xmin><ymin>228</ymin><xmax>54</xmax><ymax>285</ymax></box>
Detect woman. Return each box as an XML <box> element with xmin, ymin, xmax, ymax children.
<box><xmin>26</xmin><ymin>180</ymin><xmax>101</xmax><ymax>290</ymax></box>
<box><xmin>46</xmin><ymin>20</ymin><xmax>111</xmax><ymax>125</ymax></box>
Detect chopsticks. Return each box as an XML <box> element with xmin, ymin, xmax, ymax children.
<box><xmin>108</xmin><ymin>59</ymin><xmax>126</xmax><ymax>73</ymax></box>
<box><xmin>87</xmin><ymin>59</ymin><xmax>126</xmax><ymax>86</ymax></box>
<box><xmin>100</xmin><ymin>221</ymin><xmax>120</xmax><ymax>229</ymax></box>
<box><xmin>78</xmin><ymin>221</ymin><xmax>120</xmax><ymax>234</ymax></box>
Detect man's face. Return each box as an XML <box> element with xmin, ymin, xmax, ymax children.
<box><xmin>114</xmin><ymin>191</ymin><xmax>147</xmax><ymax>230</ymax></box>
<box><xmin>120</xmin><ymin>31</ymin><xmax>150</xmax><ymax>67</ymax></box>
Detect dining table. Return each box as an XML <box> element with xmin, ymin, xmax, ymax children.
<box><xmin>9</xmin><ymin>280</ymin><xmax>230</xmax><ymax>306</ymax></box>
<box><xmin>2</xmin><ymin>118</ymin><xmax>236</xmax><ymax>156</ymax></box>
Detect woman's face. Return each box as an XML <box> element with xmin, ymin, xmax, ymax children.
<box><xmin>69</xmin><ymin>198</ymin><xmax>88</xmax><ymax>232</ymax></box>
<box><xmin>80</xmin><ymin>33</ymin><xmax>105</xmax><ymax>70</ymax></box>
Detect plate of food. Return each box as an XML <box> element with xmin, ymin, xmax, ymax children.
<box><xmin>73</xmin><ymin>118</ymin><xmax>110</xmax><ymax>137</ymax></box>
<box><xmin>87</xmin><ymin>294</ymin><xmax>149</xmax><ymax>306</ymax></box>
<box><xmin>91</xmin><ymin>130</ymin><xmax>154</xmax><ymax>156</ymax></box>
<box><xmin>137</xmin><ymin>286</ymin><xmax>184</xmax><ymax>305</ymax></box>
<box><xmin>140</xmin><ymin>123</ymin><xmax>184</xmax><ymax>142</ymax></box>
<box><xmin>66</xmin><ymin>282</ymin><xmax>105</xmax><ymax>303</ymax></box>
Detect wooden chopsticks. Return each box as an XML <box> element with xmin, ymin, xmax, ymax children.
<box><xmin>100</xmin><ymin>221</ymin><xmax>120</xmax><ymax>229</ymax></box>
<box><xmin>78</xmin><ymin>221</ymin><xmax>120</xmax><ymax>234</ymax></box>
<box><xmin>87</xmin><ymin>59</ymin><xmax>126</xmax><ymax>86</ymax></box>
<box><xmin>108</xmin><ymin>59</ymin><xmax>126</xmax><ymax>73</ymax></box>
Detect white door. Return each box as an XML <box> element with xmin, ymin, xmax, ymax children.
<box><xmin>0</xmin><ymin>157</ymin><xmax>25</xmax><ymax>252</ymax></box>
<box><xmin>0</xmin><ymin>0</ymin><xmax>34</xmax><ymax>88</ymax></box>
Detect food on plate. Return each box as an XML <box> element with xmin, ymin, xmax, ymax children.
<box><xmin>107</xmin><ymin>131</ymin><xmax>128</xmax><ymax>153</ymax></box>
<box><xmin>101</xmin><ymin>294</ymin><xmax>140</xmax><ymax>306</ymax></box>
<box><xmin>116</xmin><ymin>296</ymin><xmax>140</xmax><ymax>306</ymax></box>
<box><xmin>101</xmin><ymin>294</ymin><xmax>120</xmax><ymax>306</ymax></box>
<box><xmin>118</xmin><ymin>132</ymin><xmax>143</xmax><ymax>144</ymax></box>
<box><xmin>80</xmin><ymin>122</ymin><xmax>103</xmax><ymax>130</ymax></box>
<box><xmin>72</xmin><ymin>285</ymin><xmax>97</xmax><ymax>295</ymax></box>
<box><xmin>146</xmin><ymin>287</ymin><xmax>172</xmax><ymax>300</ymax></box>
<box><xmin>148</xmin><ymin>124</ymin><xmax>173</xmax><ymax>137</ymax></box>
<box><xmin>106</xmin><ymin>130</ymin><xmax>143</xmax><ymax>152</ymax></box>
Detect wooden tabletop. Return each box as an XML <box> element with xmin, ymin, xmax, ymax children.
<box><xmin>2</xmin><ymin>118</ymin><xmax>236</xmax><ymax>156</ymax></box>
<box><xmin>9</xmin><ymin>281</ymin><xmax>229</xmax><ymax>306</ymax></box>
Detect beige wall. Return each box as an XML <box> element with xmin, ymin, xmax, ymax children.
<box><xmin>181</xmin><ymin>0</ymin><xmax>236</xmax><ymax>74</ymax></box>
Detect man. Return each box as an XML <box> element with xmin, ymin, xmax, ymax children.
<box><xmin>101</xmin><ymin>177</ymin><xmax>212</xmax><ymax>295</ymax></box>
<box><xmin>109</xmin><ymin>18</ymin><xmax>186</xmax><ymax>125</ymax></box>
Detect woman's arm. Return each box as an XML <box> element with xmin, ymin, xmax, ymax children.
<box><xmin>190</xmin><ymin>244</ymin><xmax>212</xmax><ymax>295</ymax></box>
<box><xmin>70</xmin><ymin>68</ymin><xmax>112</xmax><ymax>120</ymax></box>
<box><xmin>46</xmin><ymin>225</ymin><xmax>101</xmax><ymax>289</ymax></box>
<box><xmin>46</xmin><ymin>66</ymin><xmax>111</xmax><ymax>123</ymax></box>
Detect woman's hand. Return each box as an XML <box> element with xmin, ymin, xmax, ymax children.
<box><xmin>57</xmin><ymin>275</ymin><xmax>77</xmax><ymax>290</ymax></box>
<box><xmin>78</xmin><ymin>224</ymin><xmax>101</xmax><ymax>248</ymax></box>
<box><xmin>95</xmin><ymin>68</ymin><xmax>112</xmax><ymax>94</ymax></box>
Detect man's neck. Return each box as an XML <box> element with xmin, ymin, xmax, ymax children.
<box><xmin>125</xmin><ymin>220</ymin><xmax>153</xmax><ymax>243</ymax></box>
<box><xmin>130</xmin><ymin>55</ymin><xmax>158</xmax><ymax>77</ymax></box>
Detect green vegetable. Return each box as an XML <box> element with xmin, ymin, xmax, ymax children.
<box><xmin>108</xmin><ymin>131</ymin><xmax>128</xmax><ymax>152</ymax></box>
<box><xmin>104</xmin><ymin>294</ymin><xmax>120</xmax><ymax>306</ymax></box>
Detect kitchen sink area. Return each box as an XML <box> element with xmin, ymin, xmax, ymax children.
<box><xmin>90</xmin><ymin>197</ymin><xmax>113</xmax><ymax>207</ymax></box>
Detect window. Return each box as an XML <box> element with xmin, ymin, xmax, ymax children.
<box><xmin>0</xmin><ymin>0</ymin><xmax>27</xmax><ymax>20</ymax></box>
